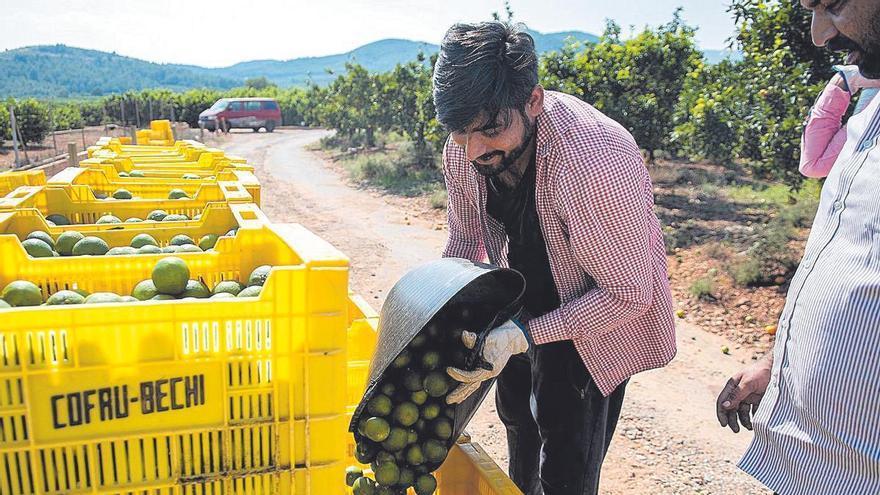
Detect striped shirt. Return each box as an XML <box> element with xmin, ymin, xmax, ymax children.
<box><xmin>441</xmin><ymin>91</ymin><xmax>676</xmax><ymax>396</ymax></box>
<box><xmin>739</xmin><ymin>89</ymin><xmax>880</xmax><ymax>493</ymax></box>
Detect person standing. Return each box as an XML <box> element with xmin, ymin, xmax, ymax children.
<box><xmin>434</xmin><ymin>21</ymin><xmax>676</xmax><ymax>494</ymax></box>
<box><xmin>717</xmin><ymin>1</ymin><xmax>880</xmax><ymax>493</ymax></box>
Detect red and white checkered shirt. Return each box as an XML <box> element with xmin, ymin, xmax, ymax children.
<box><xmin>442</xmin><ymin>91</ymin><xmax>676</xmax><ymax>396</ymax></box>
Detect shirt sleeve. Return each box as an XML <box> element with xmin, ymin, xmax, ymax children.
<box><xmin>441</xmin><ymin>140</ymin><xmax>487</xmax><ymax>262</ymax></box>
<box><xmin>528</xmin><ymin>143</ymin><xmax>656</xmax><ymax>345</ymax></box>
<box><xmin>800</xmin><ymin>84</ymin><xmax>852</xmax><ymax>178</ymax></box>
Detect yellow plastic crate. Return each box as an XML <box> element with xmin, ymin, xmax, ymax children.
<box><xmin>0</xmin><ymin>222</ymin><xmax>357</xmax><ymax>494</ymax></box>
<box><xmin>135</xmin><ymin>120</ymin><xmax>175</xmax><ymax>146</ymax></box>
<box><xmin>0</xmin><ymin>170</ymin><xmax>46</xmax><ymax>196</ymax></box>
<box><xmin>87</xmin><ymin>138</ymin><xmax>204</xmax><ymax>158</ymax></box>
<box><xmin>0</xmin><ymin>202</ymin><xmax>266</xmax><ymax>249</ymax></box>
<box><xmin>48</xmin><ymin>167</ymin><xmax>261</xmax><ymax>207</ymax></box>
<box><xmin>0</xmin><ymin>184</ymin><xmax>253</xmax><ymax>225</ymax></box>
<box><xmin>88</xmin><ymin>149</ymin><xmax>251</xmax><ymax>171</ymax></box>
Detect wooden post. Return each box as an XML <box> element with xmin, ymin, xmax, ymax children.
<box><xmin>148</xmin><ymin>99</ymin><xmax>153</xmax><ymax>123</ymax></box>
<box><xmin>129</xmin><ymin>125</ymin><xmax>138</xmax><ymax>145</ymax></box>
<box><xmin>120</xmin><ymin>100</ymin><xmax>126</xmax><ymax>125</ymax></box>
<box><xmin>51</xmin><ymin>129</ymin><xmax>58</xmax><ymax>155</ymax></box>
<box><xmin>67</xmin><ymin>142</ymin><xmax>78</xmax><ymax>168</ymax></box>
<box><xmin>81</xmin><ymin>128</ymin><xmax>86</xmax><ymax>148</ymax></box>
<box><xmin>9</xmin><ymin>105</ymin><xmax>21</xmax><ymax>168</ymax></box>
<box><xmin>134</xmin><ymin>100</ymin><xmax>141</xmax><ymax>128</ymax></box>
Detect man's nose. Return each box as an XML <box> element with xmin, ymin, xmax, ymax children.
<box><xmin>465</xmin><ymin>137</ymin><xmax>489</xmax><ymax>162</ymax></box>
<box><xmin>811</xmin><ymin>9</ymin><xmax>839</xmax><ymax>47</ymax></box>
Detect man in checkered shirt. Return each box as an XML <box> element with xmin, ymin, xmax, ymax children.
<box><xmin>434</xmin><ymin>21</ymin><xmax>676</xmax><ymax>495</ymax></box>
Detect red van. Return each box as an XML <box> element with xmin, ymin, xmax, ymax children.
<box><xmin>198</xmin><ymin>97</ymin><xmax>282</xmax><ymax>132</ymax></box>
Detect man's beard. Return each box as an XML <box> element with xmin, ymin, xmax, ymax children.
<box><xmin>472</xmin><ymin>115</ymin><xmax>537</xmax><ymax>177</ymax></box>
<box><xmin>828</xmin><ymin>30</ymin><xmax>880</xmax><ymax>79</ymax></box>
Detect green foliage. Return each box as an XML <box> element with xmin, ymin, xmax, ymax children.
<box><xmin>13</xmin><ymin>99</ymin><xmax>52</xmax><ymax>145</ymax></box>
<box><xmin>49</xmin><ymin>102</ymin><xmax>84</xmax><ymax>130</ymax></box>
<box><xmin>689</xmin><ymin>276</ymin><xmax>716</xmax><ymax>300</ymax></box>
<box><xmin>244</xmin><ymin>77</ymin><xmax>275</xmax><ymax>90</ymax></box>
<box><xmin>672</xmin><ymin>60</ymin><xmax>746</xmax><ymax>162</ymax></box>
<box><xmin>541</xmin><ymin>11</ymin><xmax>701</xmax><ymax>161</ymax></box>
<box><xmin>725</xmin><ymin>0</ymin><xmax>838</xmax><ymax>187</ymax></box>
<box><xmin>0</xmin><ymin>105</ymin><xmax>9</xmax><ymax>141</ymax></box>
<box><xmin>429</xmin><ymin>189</ymin><xmax>448</xmax><ymax>210</ymax></box>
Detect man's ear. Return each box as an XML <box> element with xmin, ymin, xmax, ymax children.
<box><xmin>527</xmin><ymin>85</ymin><xmax>545</xmax><ymax>118</ymax></box>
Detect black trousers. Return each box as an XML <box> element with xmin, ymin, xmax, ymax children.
<box><xmin>495</xmin><ymin>341</ymin><xmax>627</xmax><ymax>495</ymax></box>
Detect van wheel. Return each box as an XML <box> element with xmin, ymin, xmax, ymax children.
<box><xmin>266</xmin><ymin>122</ymin><xmax>276</xmax><ymax>133</ymax></box>
<box><xmin>252</xmin><ymin>127</ymin><xmax>260</xmax><ymax>132</ymax></box>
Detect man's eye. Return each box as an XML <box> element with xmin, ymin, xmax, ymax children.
<box><xmin>825</xmin><ymin>0</ymin><xmax>845</xmax><ymax>15</ymax></box>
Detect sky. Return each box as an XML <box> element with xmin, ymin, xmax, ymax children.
<box><xmin>1</xmin><ymin>0</ymin><xmax>739</xmax><ymax>68</ymax></box>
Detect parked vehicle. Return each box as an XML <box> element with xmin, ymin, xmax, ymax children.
<box><xmin>198</xmin><ymin>97</ymin><xmax>282</xmax><ymax>132</ymax></box>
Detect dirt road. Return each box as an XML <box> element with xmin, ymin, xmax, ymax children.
<box><xmin>213</xmin><ymin>128</ymin><xmax>770</xmax><ymax>494</ymax></box>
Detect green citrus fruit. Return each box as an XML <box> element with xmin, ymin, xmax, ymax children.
<box><xmin>130</xmin><ymin>233</ymin><xmax>158</xmax><ymax>248</ymax></box>
<box><xmin>367</xmin><ymin>394</ymin><xmax>393</xmax><ymax>417</ymax></box>
<box><xmin>46</xmin><ymin>290</ymin><xmax>84</xmax><ymax>305</ymax></box>
<box><xmin>414</xmin><ymin>474</ymin><xmax>437</xmax><ymax>495</ymax></box>
<box><xmin>237</xmin><ymin>285</ymin><xmax>262</xmax><ymax>298</ymax></box>
<box><xmin>363</xmin><ymin>417</ymin><xmax>391</xmax><ymax>442</ymax></box>
<box><xmin>46</xmin><ymin>214</ymin><xmax>70</xmax><ymax>226</ymax></box>
<box><xmin>180</xmin><ymin>280</ymin><xmax>210</xmax><ymax>299</ymax></box>
<box><xmin>84</xmin><ymin>292</ymin><xmax>123</xmax><ymax>304</ymax></box>
<box><xmin>147</xmin><ymin>210</ymin><xmax>168</xmax><ymax>221</ymax></box>
<box><xmin>132</xmin><ymin>280</ymin><xmax>159</xmax><ymax>301</ymax></box>
<box><xmin>423</xmin><ymin>372</ymin><xmax>449</xmax><ymax>398</ymax></box>
<box><xmin>55</xmin><ymin>231</ymin><xmax>84</xmax><ymax>256</ymax></box>
<box><xmin>95</xmin><ymin>215</ymin><xmax>121</xmax><ymax>224</ymax></box>
<box><xmin>247</xmin><ymin>265</ymin><xmax>272</xmax><ymax>287</ymax></box>
<box><xmin>112</xmin><ymin>189</ymin><xmax>132</xmax><ymax>200</ymax></box>
<box><xmin>433</xmin><ymin>418</ymin><xmax>453</xmax><ymax>440</ymax></box>
<box><xmin>198</xmin><ymin>234</ymin><xmax>219</xmax><ymax>250</ymax></box>
<box><xmin>138</xmin><ymin>245</ymin><xmax>162</xmax><ymax>254</ymax></box>
<box><xmin>393</xmin><ymin>402</ymin><xmax>419</xmax><ymax>427</ymax></box>
<box><xmin>168</xmin><ymin>189</ymin><xmax>189</xmax><ymax>199</ymax></box>
<box><xmin>26</xmin><ymin>231</ymin><xmax>55</xmax><ymax>249</ymax></box>
<box><xmin>72</xmin><ymin>236</ymin><xmax>110</xmax><ymax>256</ymax></box>
<box><xmin>22</xmin><ymin>238</ymin><xmax>54</xmax><ymax>258</ymax></box>
<box><xmin>374</xmin><ymin>462</ymin><xmax>400</xmax><ymax>487</ymax></box>
<box><xmin>213</xmin><ymin>280</ymin><xmax>244</xmax><ymax>296</ymax></box>
<box><xmin>151</xmin><ymin>257</ymin><xmax>190</xmax><ymax>295</ymax></box>
<box><xmin>345</xmin><ymin>466</ymin><xmax>364</xmax><ymax>487</ymax></box>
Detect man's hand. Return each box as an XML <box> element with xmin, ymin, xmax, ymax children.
<box><xmin>446</xmin><ymin>319</ymin><xmax>529</xmax><ymax>404</ymax></box>
<box><xmin>716</xmin><ymin>353</ymin><xmax>773</xmax><ymax>433</ymax></box>
<box><xmin>833</xmin><ymin>65</ymin><xmax>880</xmax><ymax>93</ymax></box>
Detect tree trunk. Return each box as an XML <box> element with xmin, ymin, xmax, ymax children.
<box><xmin>366</xmin><ymin>126</ymin><xmax>375</xmax><ymax>148</ymax></box>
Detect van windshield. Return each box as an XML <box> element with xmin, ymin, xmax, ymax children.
<box><xmin>209</xmin><ymin>100</ymin><xmax>229</xmax><ymax>111</ymax></box>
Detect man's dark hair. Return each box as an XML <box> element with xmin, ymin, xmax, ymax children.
<box><xmin>432</xmin><ymin>21</ymin><xmax>538</xmax><ymax>133</ymax></box>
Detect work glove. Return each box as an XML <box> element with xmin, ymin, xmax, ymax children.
<box><xmin>833</xmin><ymin>65</ymin><xmax>880</xmax><ymax>93</ymax></box>
<box><xmin>445</xmin><ymin>319</ymin><xmax>530</xmax><ymax>404</ymax></box>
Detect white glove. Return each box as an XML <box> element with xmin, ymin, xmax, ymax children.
<box><xmin>445</xmin><ymin>319</ymin><xmax>530</xmax><ymax>404</ymax></box>
<box><xmin>833</xmin><ymin>65</ymin><xmax>880</xmax><ymax>93</ymax></box>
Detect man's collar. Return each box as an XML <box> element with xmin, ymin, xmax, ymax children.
<box><xmin>535</xmin><ymin>92</ymin><xmax>559</xmax><ymax>158</ymax></box>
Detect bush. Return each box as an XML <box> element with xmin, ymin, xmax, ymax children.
<box><xmin>0</xmin><ymin>104</ymin><xmax>9</xmax><ymax>141</ymax></box>
<box><xmin>689</xmin><ymin>276</ymin><xmax>716</xmax><ymax>300</ymax></box>
<box><xmin>51</xmin><ymin>103</ymin><xmax>84</xmax><ymax>130</ymax></box>
<box><xmin>727</xmin><ymin>256</ymin><xmax>763</xmax><ymax>287</ymax></box>
<box><xmin>429</xmin><ymin>189</ymin><xmax>447</xmax><ymax>210</ymax></box>
<box><xmin>13</xmin><ymin>99</ymin><xmax>52</xmax><ymax>146</ymax></box>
